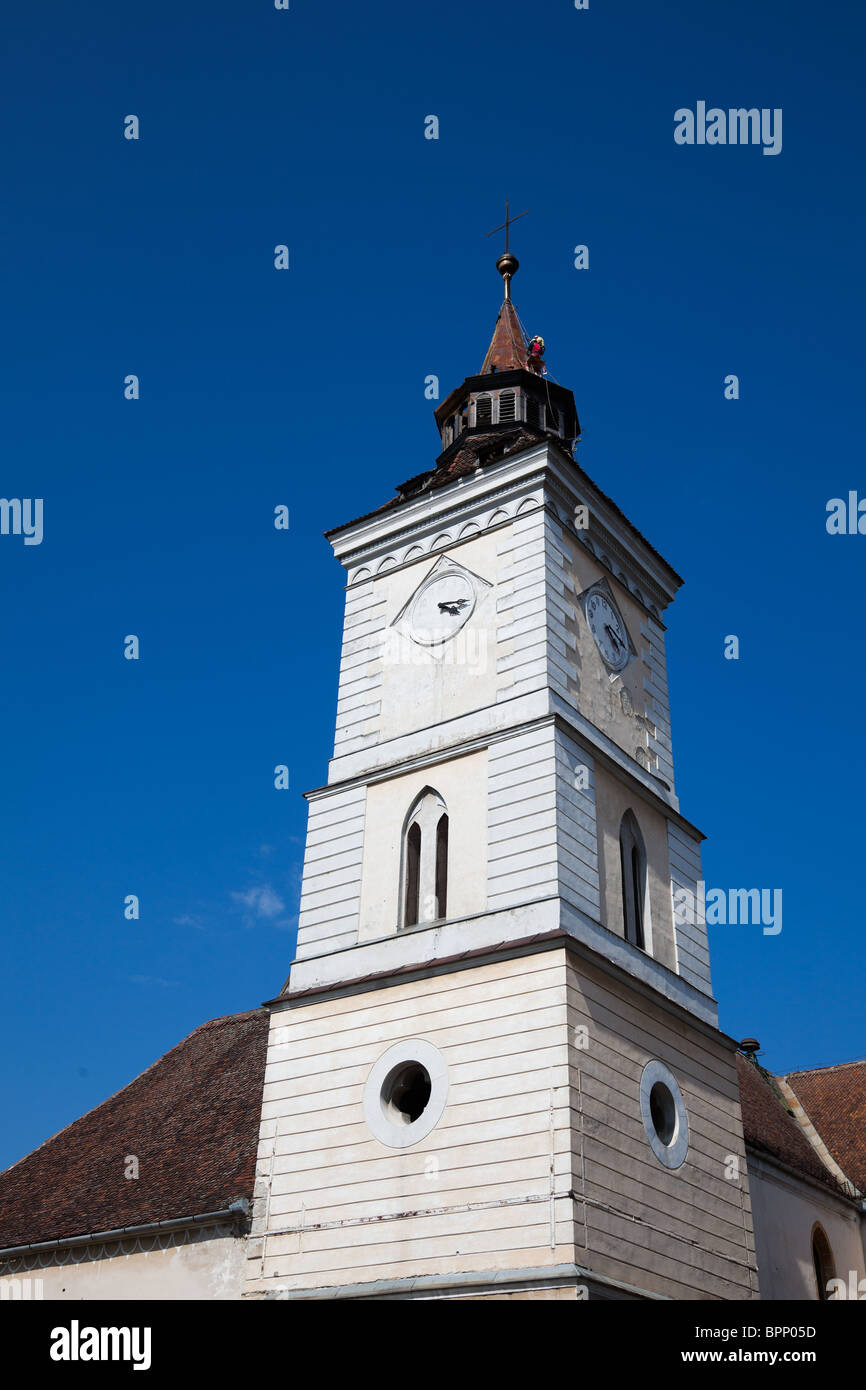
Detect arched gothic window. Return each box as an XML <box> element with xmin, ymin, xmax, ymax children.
<box><xmin>811</xmin><ymin>1225</ymin><xmax>835</xmax><ymax>1300</ymax></box>
<box><xmin>619</xmin><ymin>810</ymin><xmax>647</xmax><ymax>951</ymax></box>
<box><xmin>402</xmin><ymin>789</ymin><xmax>449</xmax><ymax>928</ymax></box>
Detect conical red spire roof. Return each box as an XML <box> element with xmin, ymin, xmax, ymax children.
<box><xmin>480</xmin><ymin>298</ymin><xmax>529</xmax><ymax>373</ymax></box>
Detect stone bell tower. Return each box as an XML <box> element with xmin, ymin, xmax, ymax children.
<box><xmin>244</xmin><ymin>233</ymin><xmax>758</xmax><ymax>1301</ymax></box>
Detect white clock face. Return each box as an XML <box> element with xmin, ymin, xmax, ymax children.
<box><xmin>586</xmin><ymin>590</ymin><xmax>630</xmax><ymax>671</ymax></box>
<box><xmin>408</xmin><ymin>572</ymin><xmax>475</xmax><ymax>646</ymax></box>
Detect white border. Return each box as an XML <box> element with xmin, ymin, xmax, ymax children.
<box><xmin>639</xmin><ymin>1059</ymin><xmax>689</xmax><ymax>1169</ymax></box>
<box><xmin>363</xmin><ymin>1039</ymin><xmax>449</xmax><ymax>1149</ymax></box>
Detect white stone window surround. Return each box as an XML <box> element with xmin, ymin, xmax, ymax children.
<box><xmin>363</xmin><ymin>1040</ymin><xmax>449</xmax><ymax>1149</ymax></box>
<box><xmin>639</xmin><ymin>1059</ymin><xmax>689</xmax><ymax>1169</ymax></box>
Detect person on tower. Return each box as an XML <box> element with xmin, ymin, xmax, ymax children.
<box><xmin>527</xmin><ymin>335</ymin><xmax>545</xmax><ymax>373</ymax></box>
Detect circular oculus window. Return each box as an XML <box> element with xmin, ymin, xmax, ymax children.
<box><xmin>639</xmin><ymin>1060</ymin><xmax>689</xmax><ymax>1169</ymax></box>
<box><xmin>363</xmin><ymin>1040</ymin><xmax>449</xmax><ymax>1148</ymax></box>
<box><xmin>381</xmin><ymin>1061</ymin><xmax>432</xmax><ymax>1126</ymax></box>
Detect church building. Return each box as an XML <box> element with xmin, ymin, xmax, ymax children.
<box><xmin>241</xmin><ymin>237</ymin><xmax>755</xmax><ymax>1301</ymax></box>
<box><xmin>1</xmin><ymin>239</ymin><xmax>863</xmax><ymax>1302</ymax></box>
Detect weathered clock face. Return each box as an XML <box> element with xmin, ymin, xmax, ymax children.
<box><xmin>586</xmin><ymin>590</ymin><xmax>630</xmax><ymax>671</ymax></box>
<box><xmin>408</xmin><ymin>572</ymin><xmax>475</xmax><ymax>645</ymax></box>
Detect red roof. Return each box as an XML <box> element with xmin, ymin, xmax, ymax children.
<box><xmin>735</xmin><ymin>1053</ymin><xmax>843</xmax><ymax>1193</ymax></box>
<box><xmin>0</xmin><ymin>1009</ymin><xmax>269</xmax><ymax>1251</ymax></box>
<box><xmin>785</xmin><ymin>1060</ymin><xmax>866</xmax><ymax>1194</ymax></box>
<box><xmin>480</xmin><ymin>298</ymin><xmax>529</xmax><ymax>373</ymax></box>
<box><xmin>3</xmin><ymin>1001</ymin><xmax>859</xmax><ymax>1256</ymax></box>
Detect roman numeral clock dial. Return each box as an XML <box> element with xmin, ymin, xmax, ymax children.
<box><xmin>585</xmin><ymin>588</ymin><xmax>631</xmax><ymax>674</ymax></box>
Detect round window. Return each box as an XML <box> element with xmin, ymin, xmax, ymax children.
<box><xmin>640</xmin><ymin>1061</ymin><xmax>689</xmax><ymax>1168</ymax></box>
<box><xmin>363</xmin><ymin>1040</ymin><xmax>449</xmax><ymax>1148</ymax></box>
<box><xmin>649</xmin><ymin>1081</ymin><xmax>677</xmax><ymax>1146</ymax></box>
<box><xmin>381</xmin><ymin>1061</ymin><xmax>432</xmax><ymax>1126</ymax></box>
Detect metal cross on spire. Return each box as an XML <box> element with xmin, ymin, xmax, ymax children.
<box><xmin>486</xmin><ymin>202</ymin><xmax>529</xmax><ymax>301</ymax></box>
<box><xmin>486</xmin><ymin>200</ymin><xmax>530</xmax><ymax>254</ymax></box>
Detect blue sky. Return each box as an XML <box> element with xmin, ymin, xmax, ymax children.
<box><xmin>1</xmin><ymin>0</ymin><xmax>863</xmax><ymax>1170</ymax></box>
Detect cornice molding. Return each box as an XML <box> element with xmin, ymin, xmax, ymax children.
<box><xmin>334</xmin><ymin>445</ymin><xmax>678</xmax><ymax>624</ymax></box>
<box><xmin>542</xmin><ymin>475</ymin><xmax>670</xmax><ymax>619</ymax></box>
<box><xmin>341</xmin><ymin>469</ymin><xmax>549</xmax><ymax>582</ymax></box>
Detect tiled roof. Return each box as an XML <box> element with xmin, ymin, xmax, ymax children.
<box><xmin>0</xmin><ymin>1009</ymin><xmax>269</xmax><ymax>1251</ymax></box>
<box><xmin>480</xmin><ymin>299</ymin><xmax>529</xmax><ymax>373</ymax></box>
<box><xmin>324</xmin><ymin>426</ymin><xmax>683</xmax><ymax>592</ymax></box>
<box><xmin>784</xmin><ymin>1060</ymin><xmax>866</xmax><ymax>1194</ymax></box>
<box><xmin>407</xmin><ymin>425</ymin><xmax>549</xmax><ymax>496</ymax></box>
<box><xmin>735</xmin><ymin>1053</ymin><xmax>842</xmax><ymax>1193</ymax></box>
<box><xmin>10</xmin><ymin>992</ymin><xmax>860</xmax><ymax>1260</ymax></box>
<box><xmin>324</xmin><ymin>424</ymin><xmax>556</xmax><ymax>540</ymax></box>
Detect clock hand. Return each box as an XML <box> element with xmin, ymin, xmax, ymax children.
<box><xmin>604</xmin><ymin>623</ymin><xmax>623</xmax><ymax>649</ymax></box>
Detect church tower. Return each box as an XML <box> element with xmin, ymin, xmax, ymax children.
<box><xmin>244</xmin><ymin>236</ymin><xmax>758</xmax><ymax>1301</ymax></box>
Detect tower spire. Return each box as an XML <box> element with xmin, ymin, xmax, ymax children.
<box><xmin>432</xmin><ymin>212</ymin><xmax>577</xmax><ymax>459</ymax></box>
<box><xmin>480</xmin><ymin>202</ymin><xmax>532</xmax><ymax>374</ymax></box>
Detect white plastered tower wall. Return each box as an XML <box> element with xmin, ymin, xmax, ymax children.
<box><xmin>244</xmin><ymin>433</ymin><xmax>757</xmax><ymax>1300</ymax></box>
<box><xmin>289</xmin><ymin>443</ymin><xmax>711</xmax><ymax>1007</ymax></box>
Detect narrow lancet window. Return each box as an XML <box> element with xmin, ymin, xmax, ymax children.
<box><xmin>435</xmin><ymin>814</ymin><xmax>449</xmax><ymax>920</ymax></box>
<box><xmin>620</xmin><ymin>810</ymin><xmax>647</xmax><ymax>951</ymax></box>
<box><xmin>405</xmin><ymin>821</ymin><xmax>421</xmax><ymax>928</ymax></box>
<box><xmin>401</xmin><ymin>789</ymin><xmax>448</xmax><ymax>929</ymax></box>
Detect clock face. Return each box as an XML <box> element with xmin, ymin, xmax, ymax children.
<box><xmin>585</xmin><ymin>590</ymin><xmax>630</xmax><ymax>671</ymax></box>
<box><xmin>408</xmin><ymin>572</ymin><xmax>475</xmax><ymax>646</ymax></box>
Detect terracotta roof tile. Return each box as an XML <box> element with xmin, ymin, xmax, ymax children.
<box><xmin>736</xmin><ymin>1053</ymin><xmax>841</xmax><ymax>1193</ymax></box>
<box><xmin>784</xmin><ymin>1060</ymin><xmax>866</xmax><ymax>1193</ymax></box>
<box><xmin>0</xmin><ymin>1009</ymin><xmax>269</xmax><ymax>1251</ymax></box>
